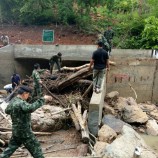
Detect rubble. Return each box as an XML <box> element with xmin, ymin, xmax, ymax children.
<box><xmin>0</xmin><ymin>63</ymin><xmax>158</xmax><ymax>157</ymax></box>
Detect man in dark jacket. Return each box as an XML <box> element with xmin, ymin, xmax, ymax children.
<box><xmin>89</xmin><ymin>41</ymin><xmax>109</xmax><ymax>93</ymax></box>
<box><xmin>11</xmin><ymin>73</ymin><xmax>21</xmax><ymax>90</ymax></box>
<box><xmin>49</xmin><ymin>52</ymin><xmax>62</xmax><ymax>74</ymax></box>
<box><xmin>0</xmin><ymin>85</ymin><xmax>51</xmax><ymax>158</ymax></box>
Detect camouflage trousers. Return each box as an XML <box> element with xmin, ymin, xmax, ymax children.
<box><xmin>0</xmin><ymin>133</ymin><xmax>44</xmax><ymax>158</ymax></box>
<box><xmin>32</xmin><ymin>84</ymin><xmax>42</xmax><ymax>98</ymax></box>
<box><xmin>50</xmin><ymin>61</ymin><xmax>61</xmax><ymax>74</ymax></box>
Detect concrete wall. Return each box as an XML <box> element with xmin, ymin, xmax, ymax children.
<box><xmin>0</xmin><ymin>45</ymin><xmax>15</xmax><ymax>87</ymax></box>
<box><xmin>88</xmin><ymin>75</ymin><xmax>106</xmax><ymax>136</ymax></box>
<box><xmin>0</xmin><ymin>44</ymin><xmax>158</xmax><ymax>103</ymax></box>
<box><xmin>14</xmin><ymin>44</ymin><xmax>96</xmax><ymax>61</ymax></box>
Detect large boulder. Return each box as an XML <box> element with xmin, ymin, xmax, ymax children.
<box><xmin>103</xmin><ymin>125</ymin><xmax>158</xmax><ymax>158</ymax></box>
<box><xmin>102</xmin><ymin>115</ymin><xmax>130</xmax><ymax>134</ymax></box>
<box><xmin>94</xmin><ymin>141</ymin><xmax>108</xmax><ymax>157</ymax></box>
<box><xmin>146</xmin><ymin>120</ymin><xmax>158</xmax><ymax>136</ymax></box>
<box><xmin>122</xmin><ymin>105</ymin><xmax>148</xmax><ymax>123</ymax></box>
<box><xmin>115</xmin><ymin>97</ymin><xmax>128</xmax><ymax>111</ymax></box>
<box><xmin>98</xmin><ymin>124</ymin><xmax>117</xmax><ymax>143</ymax></box>
<box><xmin>31</xmin><ymin>105</ymin><xmax>67</xmax><ymax>131</ymax></box>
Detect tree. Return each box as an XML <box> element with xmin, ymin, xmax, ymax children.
<box><xmin>142</xmin><ymin>16</ymin><xmax>158</xmax><ymax>49</ymax></box>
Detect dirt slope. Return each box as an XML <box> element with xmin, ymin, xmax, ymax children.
<box><xmin>0</xmin><ymin>25</ymin><xmax>96</xmax><ymax>45</ymax></box>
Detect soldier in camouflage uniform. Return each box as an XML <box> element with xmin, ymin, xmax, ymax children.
<box><xmin>49</xmin><ymin>52</ymin><xmax>62</xmax><ymax>74</ymax></box>
<box><xmin>104</xmin><ymin>25</ymin><xmax>114</xmax><ymax>55</ymax></box>
<box><xmin>97</xmin><ymin>33</ymin><xmax>110</xmax><ymax>53</ymax></box>
<box><xmin>32</xmin><ymin>63</ymin><xmax>48</xmax><ymax>98</ymax></box>
<box><xmin>0</xmin><ymin>85</ymin><xmax>51</xmax><ymax>158</ymax></box>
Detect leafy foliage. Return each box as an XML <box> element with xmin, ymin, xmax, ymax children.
<box><xmin>0</xmin><ymin>0</ymin><xmax>158</xmax><ymax>48</ymax></box>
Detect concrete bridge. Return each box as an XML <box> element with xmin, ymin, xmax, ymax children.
<box><xmin>0</xmin><ymin>44</ymin><xmax>158</xmax><ymax>103</ymax></box>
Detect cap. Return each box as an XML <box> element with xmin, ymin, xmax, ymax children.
<box><xmin>34</xmin><ymin>63</ymin><xmax>40</xmax><ymax>69</ymax></box>
<box><xmin>57</xmin><ymin>52</ymin><xmax>62</xmax><ymax>56</ymax></box>
<box><xmin>19</xmin><ymin>85</ymin><xmax>32</xmax><ymax>93</ymax></box>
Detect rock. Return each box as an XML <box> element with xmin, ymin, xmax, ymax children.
<box><xmin>126</xmin><ymin>97</ymin><xmax>137</xmax><ymax>106</ymax></box>
<box><xmin>31</xmin><ymin>105</ymin><xmax>66</xmax><ymax>131</ymax></box>
<box><xmin>149</xmin><ymin>110</ymin><xmax>158</xmax><ymax>122</ymax></box>
<box><xmin>115</xmin><ymin>97</ymin><xmax>128</xmax><ymax>111</ymax></box>
<box><xmin>138</xmin><ymin>103</ymin><xmax>156</xmax><ymax>112</ymax></box>
<box><xmin>102</xmin><ymin>115</ymin><xmax>130</xmax><ymax>134</ymax></box>
<box><xmin>94</xmin><ymin>141</ymin><xmax>108</xmax><ymax>157</ymax></box>
<box><xmin>77</xmin><ymin>144</ymin><xmax>88</xmax><ymax>156</ymax></box>
<box><xmin>146</xmin><ymin>120</ymin><xmax>158</xmax><ymax>136</ymax></box>
<box><xmin>98</xmin><ymin>124</ymin><xmax>117</xmax><ymax>143</ymax></box>
<box><xmin>106</xmin><ymin>91</ymin><xmax>119</xmax><ymax>99</ymax></box>
<box><xmin>103</xmin><ymin>103</ymin><xmax>115</xmax><ymax>115</ymax></box>
<box><xmin>122</xmin><ymin>105</ymin><xmax>148</xmax><ymax>123</ymax></box>
<box><xmin>103</xmin><ymin>125</ymin><xmax>158</xmax><ymax>158</ymax></box>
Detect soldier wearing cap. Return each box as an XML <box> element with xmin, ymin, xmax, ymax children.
<box><xmin>49</xmin><ymin>52</ymin><xmax>62</xmax><ymax>74</ymax></box>
<box><xmin>0</xmin><ymin>85</ymin><xmax>51</xmax><ymax>158</ymax></box>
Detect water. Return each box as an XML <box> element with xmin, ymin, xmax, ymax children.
<box><xmin>141</xmin><ymin>134</ymin><xmax>158</xmax><ymax>153</ymax></box>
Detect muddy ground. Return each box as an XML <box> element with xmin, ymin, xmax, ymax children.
<box><xmin>11</xmin><ymin>129</ymin><xmax>84</xmax><ymax>157</ymax></box>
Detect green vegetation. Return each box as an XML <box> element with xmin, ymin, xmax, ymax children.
<box><xmin>0</xmin><ymin>0</ymin><xmax>158</xmax><ymax>49</ymax></box>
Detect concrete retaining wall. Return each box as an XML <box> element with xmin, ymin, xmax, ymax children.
<box><xmin>0</xmin><ymin>44</ymin><xmax>158</xmax><ymax>103</ymax></box>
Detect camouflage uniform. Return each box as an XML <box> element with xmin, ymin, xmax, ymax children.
<box><xmin>32</xmin><ymin>69</ymin><xmax>45</xmax><ymax>98</ymax></box>
<box><xmin>49</xmin><ymin>55</ymin><xmax>62</xmax><ymax>74</ymax></box>
<box><xmin>97</xmin><ymin>34</ymin><xmax>109</xmax><ymax>52</ymax></box>
<box><xmin>104</xmin><ymin>29</ymin><xmax>114</xmax><ymax>54</ymax></box>
<box><xmin>0</xmin><ymin>96</ymin><xmax>45</xmax><ymax>158</ymax></box>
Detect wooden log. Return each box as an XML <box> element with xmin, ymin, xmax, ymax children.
<box><xmin>71</xmin><ymin>102</ymin><xmax>89</xmax><ymax>143</ymax></box>
<box><xmin>61</xmin><ymin>64</ymin><xmax>90</xmax><ymax>72</ymax></box>
<box><xmin>0</xmin><ymin>111</ymin><xmax>12</xmax><ymax>125</ymax></box>
<box><xmin>4</xmin><ymin>86</ymin><xmax>18</xmax><ymax>103</ymax></box>
<box><xmin>78</xmin><ymin>79</ymin><xmax>92</xmax><ymax>85</ymax></box>
<box><xmin>81</xmin><ymin>109</ymin><xmax>89</xmax><ymax>143</ymax></box>
<box><xmin>51</xmin><ymin>107</ymin><xmax>71</xmax><ymax>116</ymax></box>
<box><xmin>0</xmin><ymin>127</ymin><xmax>12</xmax><ymax>131</ymax></box>
<box><xmin>41</xmin><ymin>83</ymin><xmax>66</xmax><ymax>107</ymax></box>
<box><xmin>61</xmin><ymin>61</ymin><xmax>115</xmax><ymax>72</ymax></box>
<box><xmin>82</xmin><ymin>83</ymin><xmax>93</xmax><ymax>98</ymax></box>
<box><xmin>0</xmin><ymin>139</ymin><xmax>5</xmax><ymax>146</ymax></box>
<box><xmin>57</xmin><ymin>67</ymin><xmax>92</xmax><ymax>91</ymax></box>
<box><xmin>72</xmin><ymin>104</ymin><xmax>84</xmax><ymax>130</ymax></box>
<box><xmin>0</xmin><ymin>131</ymin><xmax>53</xmax><ymax>136</ymax></box>
<box><xmin>69</xmin><ymin>110</ymin><xmax>80</xmax><ymax>131</ymax></box>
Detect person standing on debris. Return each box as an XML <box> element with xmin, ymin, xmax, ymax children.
<box><xmin>89</xmin><ymin>41</ymin><xmax>109</xmax><ymax>93</ymax></box>
<box><xmin>0</xmin><ymin>85</ymin><xmax>51</xmax><ymax>158</ymax></box>
<box><xmin>32</xmin><ymin>63</ymin><xmax>48</xmax><ymax>98</ymax></box>
<box><xmin>11</xmin><ymin>73</ymin><xmax>21</xmax><ymax>90</ymax></box>
<box><xmin>0</xmin><ymin>34</ymin><xmax>9</xmax><ymax>46</ymax></box>
<box><xmin>49</xmin><ymin>52</ymin><xmax>62</xmax><ymax>74</ymax></box>
<box><xmin>104</xmin><ymin>25</ymin><xmax>114</xmax><ymax>55</ymax></box>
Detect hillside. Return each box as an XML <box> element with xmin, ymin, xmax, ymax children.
<box><xmin>0</xmin><ymin>25</ymin><xmax>96</xmax><ymax>45</ymax></box>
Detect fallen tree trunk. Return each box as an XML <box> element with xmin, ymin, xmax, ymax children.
<box><xmin>61</xmin><ymin>61</ymin><xmax>116</xmax><ymax>72</ymax></box>
<box><xmin>71</xmin><ymin>102</ymin><xmax>89</xmax><ymax>143</ymax></box>
<box><xmin>0</xmin><ymin>131</ymin><xmax>53</xmax><ymax>136</ymax></box>
<box><xmin>69</xmin><ymin>110</ymin><xmax>80</xmax><ymax>131</ymax></box>
<box><xmin>82</xmin><ymin>83</ymin><xmax>93</xmax><ymax>98</ymax></box>
<box><xmin>57</xmin><ymin>67</ymin><xmax>92</xmax><ymax>91</ymax></box>
<box><xmin>61</xmin><ymin>64</ymin><xmax>90</xmax><ymax>72</ymax></box>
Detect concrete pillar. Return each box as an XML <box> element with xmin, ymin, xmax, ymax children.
<box><xmin>88</xmin><ymin>74</ymin><xmax>106</xmax><ymax>136</ymax></box>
